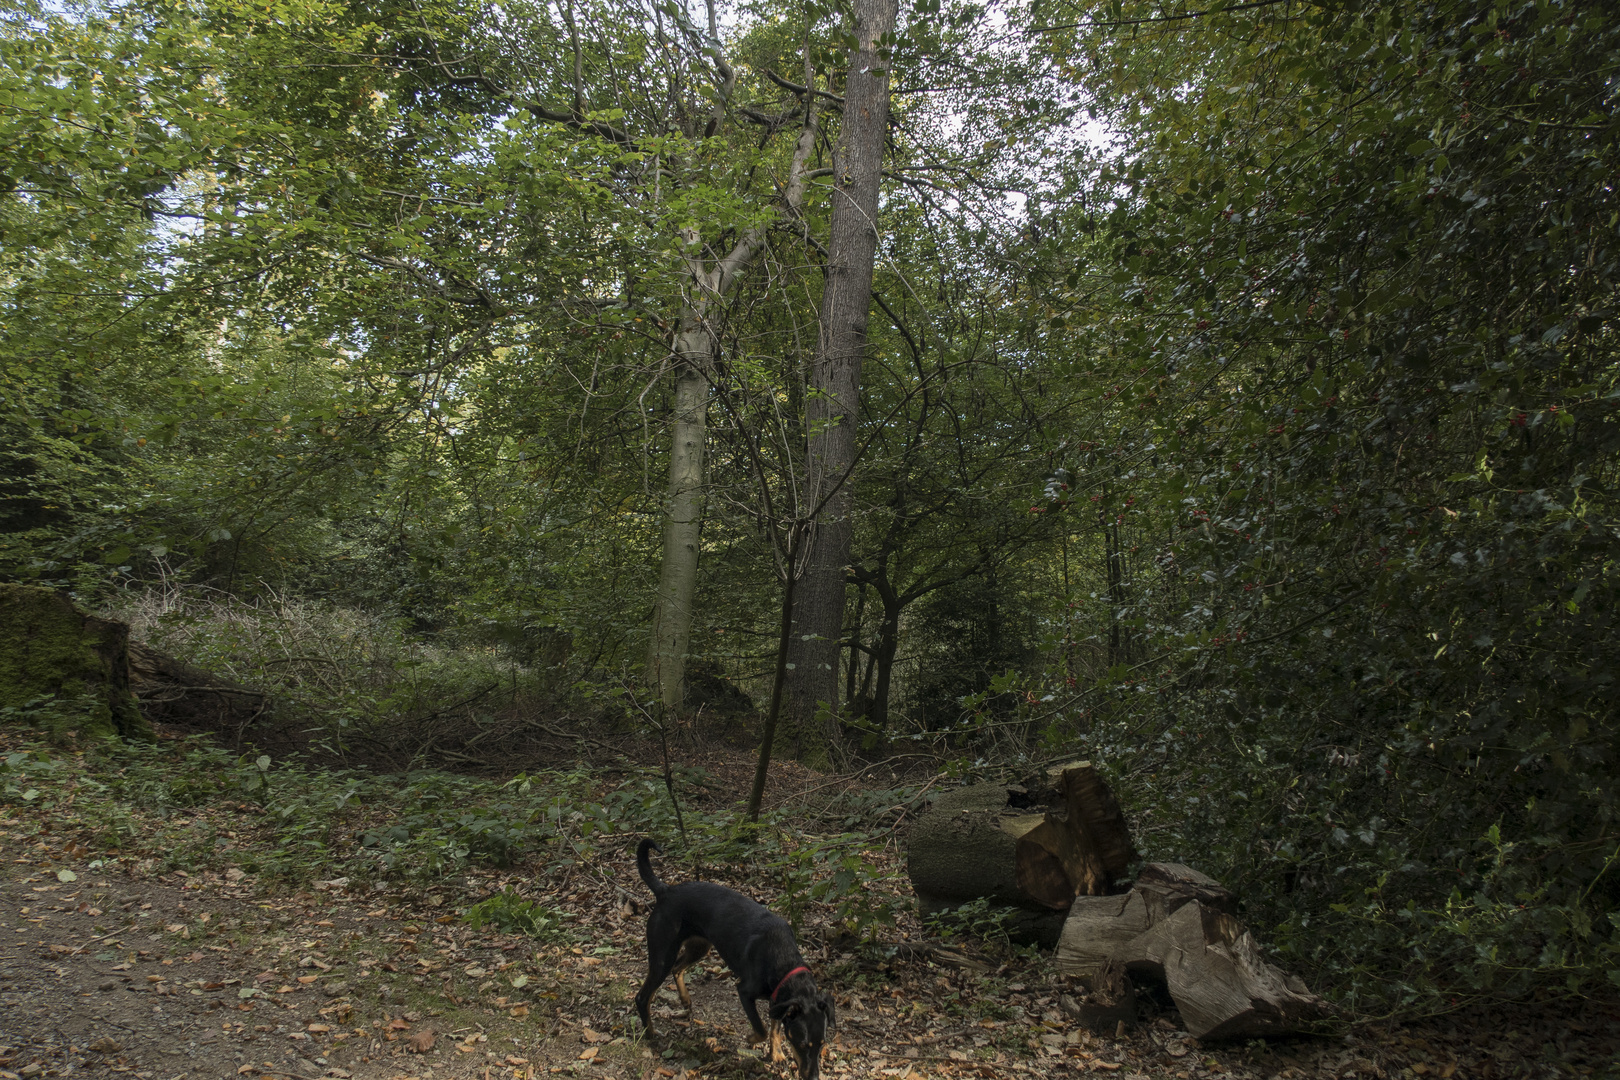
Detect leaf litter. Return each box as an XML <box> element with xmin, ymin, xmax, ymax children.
<box><xmin>0</xmin><ymin>729</ymin><xmax>1614</xmax><ymax>1080</ymax></box>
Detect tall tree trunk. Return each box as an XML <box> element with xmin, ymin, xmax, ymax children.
<box><xmin>869</xmin><ymin>591</ymin><xmax>901</xmax><ymax>732</ymax></box>
<box><xmin>647</xmin><ymin>307</ymin><xmax>712</xmax><ymax>710</ymax></box>
<box><xmin>645</xmin><ymin>89</ymin><xmax>821</xmax><ymax>711</ymax></box>
<box><xmin>785</xmin><ymin>0</ymin><xmax>898</xmax><ymax>762</ymax></box>
<box><xmin>845</xmin><ymin>583</ymin><xmax>866</xmax><ymax>711</ymax></box>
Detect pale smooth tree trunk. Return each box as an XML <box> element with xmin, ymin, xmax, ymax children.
<box><xmin>784</xmin><ymin>0</ymin><xmax>898</xmax><ymax>760</ymax></box>
<box><xmin>647</xmin><ymin>305</ymin><xmax>713</xmax><ymax>710</ymax></box>
<box><xmin>647</xmin><ymin>101</ymin><xmax>822</xmax><ymax>712</ymax></box>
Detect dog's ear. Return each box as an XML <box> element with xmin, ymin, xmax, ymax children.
<box><xmin>769</xmin><ymin>999</ymin><xmax>801</xmax><ymax>1022</ymax></box>
<box><xmin>818</xmin><ymin>991</ymin><xmax>836</xmax><ymax>1032</ymax></box>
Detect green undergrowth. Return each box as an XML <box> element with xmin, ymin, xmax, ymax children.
<box><xmin>0</xmin><ymin>703</ymin><xmax>922</xmax><ymax>945</ymax></box>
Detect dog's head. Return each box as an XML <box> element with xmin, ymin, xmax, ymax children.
<box><xmin>770</xmin><ymin>986</ymin><xmax>836</xmax><ymax>1080</ymax></box>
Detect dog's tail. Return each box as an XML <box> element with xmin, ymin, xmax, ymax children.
<box><xmin>637</xmin><ymin>838</ymin><xmax>667</xmax><ymax>899</ymax></box>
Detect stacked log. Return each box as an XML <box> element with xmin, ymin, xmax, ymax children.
<box><xmin>1013</xmin><ymin>761</ymin><xmax>1138</xmax><ymax>907</ymax></box>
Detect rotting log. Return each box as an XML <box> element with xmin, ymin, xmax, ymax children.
<box><xmin>127</xmin><ymin>641</ymin><xmax>272</xmax><ymax>737</ymax></box>
<box><xmin>1055</xmin><ymin>862</ymin><xmax>1326</xmax><ymax>1039</ymax></box>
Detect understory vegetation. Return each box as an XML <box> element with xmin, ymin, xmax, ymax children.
<box><xmin>3</xmin><ymin>0</ymin><xmax>1617</xmax><ymax>1018</ymax></box>
<box><xmin>0</xmin><ymin>712</ymin><xmax>920</xmax><ymax>940</ymax></box>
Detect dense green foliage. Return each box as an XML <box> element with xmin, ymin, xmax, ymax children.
<box><xmin>3</xmin><ymin>0</ymin><xmax>1616</xmax><ymax>1009</ymax></box>
<box><xmin>1021</xmin><ymin>0</ymin><xmax>1620</xmax><ymax>1006</ymax></box>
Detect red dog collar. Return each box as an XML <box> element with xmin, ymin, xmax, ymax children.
<box><xmin>770</xmin><ymin>966</ymin><xmax>811</xmax><ymax>1002</ymax></box>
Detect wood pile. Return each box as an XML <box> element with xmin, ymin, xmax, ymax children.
<box><xmin>906</xmin><ymin>763</ymin><xmax>1327</xmax><ymax>1039</ymax></box>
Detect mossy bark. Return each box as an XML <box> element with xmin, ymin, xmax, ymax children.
<box><xmin>0</xmin><ymin>583</ymin><xmax>151</xmax><ymax>740</ymax></box>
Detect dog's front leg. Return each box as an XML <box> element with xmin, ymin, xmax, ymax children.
<box><xmin>739</xmin><ymin>990</ymin><xmax>769</xmax><ymax>1045</ymax></box>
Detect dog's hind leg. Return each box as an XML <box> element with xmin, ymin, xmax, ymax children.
<box><xmin>636</xmin><ymin>911</ymin><xmax>687</xmax><ymax>1030</ymax></box>
<box><xmin>668</xmin><ymin>937</ymin><xmax>710</xmax><ymax>1012</ymax></box>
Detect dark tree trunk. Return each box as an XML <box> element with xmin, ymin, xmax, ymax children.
<box><xmin>845</xmin><ymin>583</ymin><xmax>865</xmax><ymax>712</ymax></box>
<box><xmin>1104</xmin><ymin>508</ymin><xmax>1126</xmax><ymax>666</ymax></box>
<box><xmin>784</xmin><ymin>0</ymin><xmax>898</xmax><ymax>762</ymax></box>
<box><xmin>869</xmin><ymin>592</ymin><xmax>901</xmax><ymax>732</ymax></box>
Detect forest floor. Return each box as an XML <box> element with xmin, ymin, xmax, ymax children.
<box><xmin>1</xmin><ymin>729</ymin><xmax>1616</xmax><ymax>1080</ymax></box>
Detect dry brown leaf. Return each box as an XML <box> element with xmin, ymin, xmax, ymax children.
<box><xmin>406</xmin><ymin>1029</ymin><xmax>437</xmax><ymax>1053</ymax></box>
<box><xmin>578</xmin><ymin>1046</ymin><xmax>598</xmax><ymax>1061</ymax></box>
<box><xmin>387</xmin><ymin>1017</ymin><xmax>411</xmax><ymax>1030</ymax></box>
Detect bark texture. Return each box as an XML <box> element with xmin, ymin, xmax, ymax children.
<box><xmin>646</xmin><ymin>315</ymin><xmax>713</xmax><ymax>710</ymax></box>
<box><xmin>785</xmin><ymin>0</ymin><xmax>899</xmax><ymax>756</ymax></box>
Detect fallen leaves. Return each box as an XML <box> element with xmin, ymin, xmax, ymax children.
<box><xmin>405</xmin><ymin>1028</ymin><xmax>436</xmax><ymax>1053</ymax></box>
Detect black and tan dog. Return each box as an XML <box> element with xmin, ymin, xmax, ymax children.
<box><xmin>633</xmin><ymin>838</ymin><xmax>835</xmax><ymax>1079</ymax></box>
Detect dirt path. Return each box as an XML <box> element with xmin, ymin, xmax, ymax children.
<box><xmin>0</xmin><ymin>866</ymin><xmax>566</xmax><ymax>1080</ymax></box>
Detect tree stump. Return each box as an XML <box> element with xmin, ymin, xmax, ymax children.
<box><xmin>0</xmin><ymin>584</ymin><xmax>149</xmax><ymax>740</ymax></box>
<box><xmin>1056</xmin><ymin>862</ymin><xmax>1326</xmax><ymax>1039</ymax></box>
